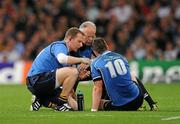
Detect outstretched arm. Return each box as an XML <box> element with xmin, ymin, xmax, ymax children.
<box><xmin>57</xmin><ymin>53</ymin><xmax>90</xmax><ymax>65</ymax></box>
<box><xmin>91</xmin><ymin>79</ymin><xmax>103</xmax><ymax>111</ymax></box>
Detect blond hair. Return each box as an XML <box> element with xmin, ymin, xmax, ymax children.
<box><xmin>65</xmin><ymin>27</ymin><xmax>84</xmax><ymax>39</ymax></box>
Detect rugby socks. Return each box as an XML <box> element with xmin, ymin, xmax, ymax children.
<box><xmin>43</xmin><ymin>95</ymin><xmax>67</xmax><ymax>109</ymax></box>
<box><xmin>43</xmin><ymin>93</ymin><xmax>68</xmax><ymax>108</ymax></box>
<box><xmin>59</xmin><ymin>93</ymin><xmax>68</xmax><ymax>103</ymax></box>
<box><xmin>136</xmin><ymin>77</ymin><xmax>156</xmax><ymax>107</ymax></box>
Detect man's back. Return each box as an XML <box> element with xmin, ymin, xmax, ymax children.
<box><xmin>91</xmin><ymin>51</ymin><xmax>139</xmax><ymax>106</ymax></box>
<box><xmin>28</xmin><ymin>41</ymin><xmax>68</xmax><ymax>77</ymax></box>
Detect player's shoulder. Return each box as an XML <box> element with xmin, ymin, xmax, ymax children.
<box><xmin>53</xmin><ymin>40</ymin><xmax>66</xmax><ymax>46</ymax></box>
<box><xmin>91</xmin><ymin>55</ymin><xmax>103</xmax><ymax>67</ymax></box>
<box><xmin>50</xmin><ymin>40</ymin><xmax>67</xmax><ymax>49</ymax></box>
<box><xmin>111</xmin><ymin>52</ymin><xmax>128</xmax><ymax>61</ymax></box>
<box><xmin>91</xmin><ymin>58</ymin><xmax>97</xmax><ymax>65</ymax></box>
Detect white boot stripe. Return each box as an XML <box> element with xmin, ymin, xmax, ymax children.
<box><xmin>34</xmin><ymin>103</ymin><xmax>39</xmax><ymax>108</ymax></box>
<box><xmin>36</xmin><ymin>102</ymin><xmax>40</xmax><ymax>106</ymax></box>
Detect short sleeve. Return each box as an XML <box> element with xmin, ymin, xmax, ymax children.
<box><xmin>52</xmin><ymin>43</ymin><xmax>68</xmax><ymax>57</ymax></box>
<box><xmin>91</xmin><ymin>63</ymin><xmax>102</xmax><ymax>81</ymax></box>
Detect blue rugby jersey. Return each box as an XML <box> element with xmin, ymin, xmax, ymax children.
<box><xmin>28</xmin><ymin>40</ymin><xmax>68</xmax><ymax>77</ymax></box>
<box><xmin>71</xmin><ymin>45</ymin><xmax>93</xmax><ymax>58</ymax></box>
<box><xmin>91</xmin><ymin>51</ymin><xmax>139</xmax><ymax>106</ymax></box>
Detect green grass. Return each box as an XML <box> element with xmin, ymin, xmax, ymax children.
<box><xmin>0</xmin><ymin>83</ymin><xmax>180</xmax><ymax>124</ymax></box>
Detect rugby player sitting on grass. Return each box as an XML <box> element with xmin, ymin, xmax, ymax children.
<box><xmin>90</xmin><ymin>37</ymin><xmax>157</xmax><ymax>111</ymax></box>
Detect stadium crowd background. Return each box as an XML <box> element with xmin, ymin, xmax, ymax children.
<box><xmin>0</xmin><ymin>0</ymin><xmax>179</xmax><ymax>63</ymax></box>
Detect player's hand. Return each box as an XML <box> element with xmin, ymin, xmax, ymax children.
<box><xmin>78</xmin><ymin>63</ymin><xmax>89</xmax><ymax>71</ymax></box>
<box><xmin>78</xmin><ymin>69</ymin><xmax>90</xmax><ymax>80</ymax></box>
<box><xmin>77</xmin><ymin>63</ymin><xmax>91</xmax><ymax>80</ymax></box>
<box><xmin>80</xmin><ymin>58</ymin><xmax>91</xmax><ymax>64</ymax></box>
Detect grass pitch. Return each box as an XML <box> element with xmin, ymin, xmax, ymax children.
<box><xmin>0</xmin><ymin>83</ymin><xmax>180</xmax><ymax>124</ymax></box>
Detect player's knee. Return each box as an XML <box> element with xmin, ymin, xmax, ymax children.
<box><xmin>69</xmin><ymin>68</ymin><xmax>79</xmax><ymax>77</ymax></box>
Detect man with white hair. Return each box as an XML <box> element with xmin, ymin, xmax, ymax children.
<box><xmin>67</xmin><ymin>21</ymin><xmax>97</xmax><ymax>110</ymax></box>
<box><xmin>70</xmin><ymin>21</ymin><xmax>97</xmax><ymax>86</ymax></box>
<box><xmin>79</xmin><ymin>21</ymin><xmax>96</xmax><ymax>46</ymax></box>
<box><xmin>71</xmin><ymin>21</ymin><xmax>96</xmax><ymax>58</ymax></box>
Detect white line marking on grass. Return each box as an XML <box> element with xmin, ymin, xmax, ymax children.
<box><xmin>66</xmin><ymin>114</ymin><xmax>113</xmax><ymax>118</ymax></box>
<box><xmin>39</xmin><ymin>114</ymin><xmax>55</xmax><ymax>117</ymax></box>
<box><xmin>161</xmin><ymin>116</ymin><xmax>180</xmax><ymax>121</ymax></box>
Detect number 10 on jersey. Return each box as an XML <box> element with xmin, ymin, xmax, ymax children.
<box><xmin>105</xmin><ymin>59</ymin><xmax>127</xmax><ymax>78</ymax></box>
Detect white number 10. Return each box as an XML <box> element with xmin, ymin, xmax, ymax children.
<box><xmin>105</xmin><ymin>59</ymin><xmax>127</xmax><ymax>78</ymax></box>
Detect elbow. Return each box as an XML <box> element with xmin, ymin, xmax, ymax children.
<box><xmin>57</xmin><ymin>53</ymin><xmax>68</xmax><ymax>64</ymax></box>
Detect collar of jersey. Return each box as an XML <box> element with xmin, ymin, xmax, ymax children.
<box><xmin>102</xmin><ymin>50</ymin><xmax>111</xmax><ymax>56</ymax></box>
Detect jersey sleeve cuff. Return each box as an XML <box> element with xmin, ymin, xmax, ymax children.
<box><xmin>92</xmin><ymin>76</ymin><xmax>102</xmax><ymax>81</ymax></box>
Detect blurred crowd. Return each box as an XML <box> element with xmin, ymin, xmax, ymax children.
<box><xmin>0</xmin><ymin>0</ymin><xmax>179</xmax><ymax>62</ymax></box>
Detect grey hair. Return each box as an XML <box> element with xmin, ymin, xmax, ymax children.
<box><xmin>79</xmin><ymin>21</ymin><xmax>96</xmax><ymax>31</ymax></box>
